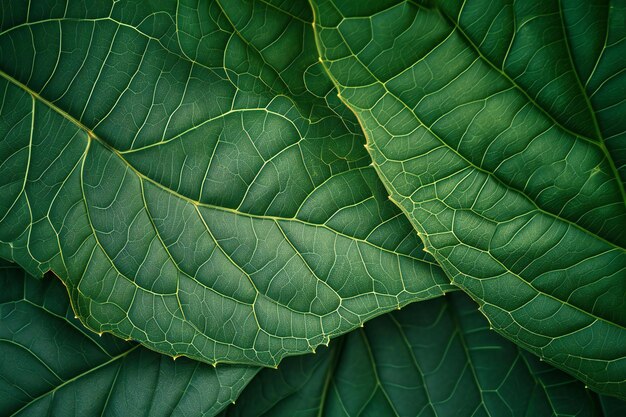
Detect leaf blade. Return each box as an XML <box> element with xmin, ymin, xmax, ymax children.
<box><xmin>0</xmin><ymin>0</ymin><xmax>451</xmax><ymax>366</ymax></box>
<box><xmin>223</xmin><ymin>292</ymin><xmax>614</xmax><ymax>417</ymax></box>
<box><xmin>311</xmin><ymin>0</ymin><xmax>626</xmax><ymax>397</ymax></box>
<box><xmin>0</xmin><ymin>261</ymin><xmax>257</xmax><ymax>417</ymax></box>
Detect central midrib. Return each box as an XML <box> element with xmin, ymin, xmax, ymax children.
<box><xmin>308</xmin><ymin>8</ymin><xmax>626</xmax><ymax>251</ymax></box>
<box><xmin>437</xmin><ymin>3</ymin><xmax>626</xmax><ymax>204</ymax></box>
<box><xmin>0</xmin><ymin>69</ymin><xmax>432</xmax><ymax>265</ymax></box>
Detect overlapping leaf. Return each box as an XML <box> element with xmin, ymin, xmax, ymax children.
<box><xmin>312</xmin><ymin>0</ymin><xmax>626</xmax><ymax>398</ymax></box>
<box><xmin>222</xmin><ymin>292</ymin><xmax>612</xmax><ymax>417</ymax></box>
<box><xmin>0</xmin><ymin>0</ymin><xmax>451</xmax><ymax>366</ymax></box>
<box><xmin>0</xmin><ymin>261</ymin><xmax>257</xmax><ymax>416</ymax></box>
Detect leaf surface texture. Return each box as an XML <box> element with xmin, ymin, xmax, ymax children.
<box><xmin>311</xmin><ymin>0</ymin><xmax>626</xmax><ymax>397</ymax></box>
<box><xmin>223</xmin><ymin>293</ymin><xmax>612</xmax><ymax>417</ymax></box>
<box><xmin>0</xmin><ymin>0</ymin><xmax>450</xmax><ymax>366</ymax></box>
<box><xmin>0</xmin><ymin>261</ymin><xmax>257</xmax><ymax>417</ymax></box>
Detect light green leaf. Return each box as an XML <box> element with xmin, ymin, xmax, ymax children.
<box><xmin>311</xmin><ymin>0</ymin><xmax>626</xmax><ymax>398</ymax></box>
<box><xmin>0</xmin><ymin>0</ymin><xmax>450</xmax><ymax>366</ymax></box>
<box><xmin>0</xmin><ymin>261</ymin><xmax>257</xmax><ymax>417</ymax></box>
<box><xmin>222</xmin><ymin>292</ymin><xmax>616</xmax><ymax>417</ymax></box>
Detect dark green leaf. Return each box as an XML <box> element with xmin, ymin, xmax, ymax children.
<box><xmin>223</xmin><ymin>292</ymin><xmax>615</xmax><ymax>417</ymax></box>
<box><xmin>0</xmin><ymin>261</ymin><xmax>257</xmax><ymax>417</ymax></box>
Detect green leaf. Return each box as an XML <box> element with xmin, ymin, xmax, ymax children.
<box><xmin>0</xmin><ymin>0</ymin><xmax>451</xmax><ymax>366</ymax></box>
<box><xmin>0</xmin><ymin>260</ymin><xmax>257</xmax><ymax>417</ymax></box>
<box><xmin>311</xmin><ymin>0</ymin><xmax>626</xmax><ymax>398</ymax></box>
<box><xmin>600</xmin><ymin>396</ymin><xmax>626</xmax><ymax>416</ymax></box>
<box><xmin>222</xmin><ymin>292</ymin><xmax>616</xmax><ymax>417</ymax></box>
